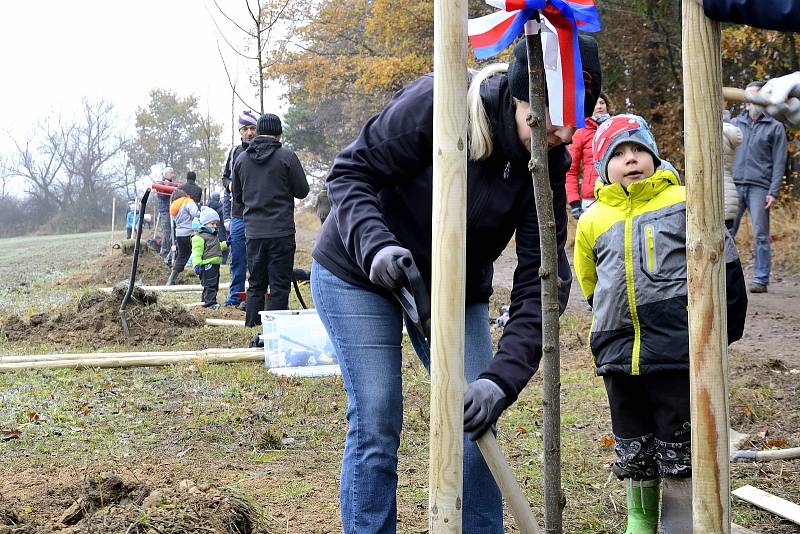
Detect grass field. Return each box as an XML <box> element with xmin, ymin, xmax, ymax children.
<box><xmin>0</xmin><ymin>223</ymin><xmax>798</xmax><ymax>532</ymax></box>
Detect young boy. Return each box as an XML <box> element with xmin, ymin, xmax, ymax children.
<box><xmin>192</xmin><ymin>207</ymin><xmax>228</xmax><ymax>309</ymax></box>
<box><xmin>573</xmin><ymin>115</ymin><xmax>748</xmax><ymax>533</ymax></box>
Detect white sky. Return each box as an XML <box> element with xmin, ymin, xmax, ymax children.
<box><xmin>0</xmin><ymin>0</ymin><xmax>284</xmax><ymax>159</ymax></box>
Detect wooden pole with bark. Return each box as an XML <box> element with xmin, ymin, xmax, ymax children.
<box><xmin>682</xmin><ymin>1</ymin><xmax>730</xmax><ymax>532</ymax></box>
<box><xmin>525</xmin><ymin>15</ymin><xmax>564</xmax><ymax>534</ymax></box>
<box><xmin>429</xmin><ymin>0</ymin><xmax>467</xmax><ymax>530</ymax></box>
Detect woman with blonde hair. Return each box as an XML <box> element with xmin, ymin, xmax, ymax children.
<box><xmin>311</xmin><ymin>37</ymin><xmax>601</xmax><ymax>533</ymax></box>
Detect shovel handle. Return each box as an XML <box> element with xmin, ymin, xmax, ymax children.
<box><xmin>723</xmin><ymin>86</ymin><xmax>770</xmax><ymax>106</ymax></box>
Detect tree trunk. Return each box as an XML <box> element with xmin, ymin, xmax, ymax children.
<box><xmin>525</xmin><ymin>15</ymin><xmax>563</xmax><ymax>534</ymax></box>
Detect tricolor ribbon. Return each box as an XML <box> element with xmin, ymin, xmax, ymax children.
<box><xmin>468</xmin><ymin>0</ymin><xmax>601</xmax><ymax>127</ymax></box>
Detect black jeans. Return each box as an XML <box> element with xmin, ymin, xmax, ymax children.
<box><xmin>169</xmin><ymin>236</ymin><xmax>192</xmax><ymax>281</ymax></box>
<box><xmin>603</xmin><ymin>371</ymin><xmax>691</xmax><ymax>478</ymax></box>
<box><xmin>199</xmin><ymin>264</ymin><xmax>220</xmax><ymax>306</ymax></box>
<box><xmin>245</xmin><ymin>235</ymin><xmax>296</xmax><ymax>326</ymax></box>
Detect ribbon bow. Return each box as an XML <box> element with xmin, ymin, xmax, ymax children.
<box><xmin>468</xmin><ymin>0</ymin><xmax>601</xmax><ymax>127</ymax></box>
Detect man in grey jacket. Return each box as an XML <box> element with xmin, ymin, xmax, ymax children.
<box><xmin>731</xmin><ymin>81</ymin><xmax>788</xmax><ymax>293</ymax></box>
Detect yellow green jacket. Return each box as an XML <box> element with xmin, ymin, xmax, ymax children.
<box><xmin>191</xmin><ymin>230</ymin><xmax>228</xmax><ymax>266</ymax></box>
<box><xmin>574</xmin><ymin>169</ymin><xmax>747</xmax><ymax>375</ymax></box>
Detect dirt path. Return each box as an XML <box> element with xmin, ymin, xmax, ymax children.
<box><xmin>493</xmin><ymin>242</ymin><xmax>800</xmax><ymax>367</ymax></box>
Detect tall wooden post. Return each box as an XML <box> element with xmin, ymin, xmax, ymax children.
<box><xmin>429</xmin><ymin>0</ymin><xmax>467</xmax><ymax>531</ymax></box>
<box><xmin>110</xmin><ymin>197</ymin><xmax>117</xmax><ymax>246</ymax></box>
<box><xmin>525</xmin><ymin>16</ymin><xmax>563</xmax><ymax>534</ymax></box>
<box><xmin>682</xmin><ymin>1</ymin><xmax>730</xmax><ymax>532</ymax></box>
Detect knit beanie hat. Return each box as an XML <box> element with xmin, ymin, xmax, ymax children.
<box><xmin>199</xmin><ymin>206</ymin><xmax>220</xmax><ymax>226</ymax></box>
<box><xmin>592</xmin><ymin>114</ymin><xmax>661</xmax><ymax>184</ymax></box>
<box><xmin>239</xmin><ymin>110</ymin><xmax>258</xmax><ymax>129</ymax></box>
<box><xmin>186</xmin><ymin>171</ymin><xmax>197</xmax><ymax>182</ymax></box>
<box><xmin>507</xmin><ymin>35</ymin><xmax>602</xmax><ymax>120</ymax></box>
<box><xmin>256</xmin><ymin>113</ymin><xmax>283</xmax><ymax>136</ymax></box>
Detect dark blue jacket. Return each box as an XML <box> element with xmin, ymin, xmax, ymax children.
<box><xmin>313</xmin><ymin>73</ymin><xmax>572</xmax><ymax>404</ymax></box>
<box><xmin>222</xmin><ymin>143</ymin><xmax>247</xmax><ymax>220</ymax></box>
<box><xmin>703</xmin><ymin>0</ymin><xmax>800</xmax><ymax>31</ymax></box>
<box><xmin>731</xmin><ymin>111</ymin><xmax>788</xmax><ymax>197</ymax></box>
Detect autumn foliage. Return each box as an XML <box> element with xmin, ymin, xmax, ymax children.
<box><xmin>267</xmin><ymin>0</ymin><xmax>799</xmax><ymax>191</ymax></box>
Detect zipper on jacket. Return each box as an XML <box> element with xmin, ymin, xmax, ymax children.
<box><xmin>645</xmin><ymin>225</ymin><xmax>656</xmax><ymax>272</ymax></box>
<box><xmin>623</xmin><ymin>196</ymin><xmax>642</xmax><ymax>375</ymax></box>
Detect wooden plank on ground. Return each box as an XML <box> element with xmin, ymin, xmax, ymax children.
<box><xmin>733</xmin><ymin>485</ymin><xmax>800</xmax><ymax>525</ymax></box>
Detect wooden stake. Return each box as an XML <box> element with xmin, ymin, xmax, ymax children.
<box><xmin>110</xmin><ymin>197</ymin><xmax>117</xmax><ymax>247</ymax></box>
<box><xmin>0</xmin><ymin>348</ymin><xmax>263</xmax><ymax>371</ymax></box>
<box><xmin>206</xmin><ymin>318</ymin><xmax>246</xmax><ymax>327</ymax></box>
<box><xmin>429</xmin><ymin>0</ymin><xmax>467</xmax><ymax>530</ymax></box>
<box><xmin>525</xmin><ymin>16</ymin><xmax>563</xmax><ymax>534</ymax></box>
<box><xmin>99</xmin><ymin>282</ymin><xmax>236</xmax><ymax>293</ymax></box>
<box><xmin>682</xmin><ymin>2</ymin><xmax>730</xmax><ymax>532</ymax></box>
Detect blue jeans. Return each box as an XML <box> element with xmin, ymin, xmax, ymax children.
<box><xmin>311</xmin><ymin>261</ymin><xmax>502</xmax><ymax>534</ymax></box>
<box><xmin>732</xmin><ymin>184</ymin><xmax>771</xmax><ymax>285</ymax></box>
<box><xmin>224</xmin><ymin>216</ymin><xmax>247</xmax><ymax>305</ymax></box>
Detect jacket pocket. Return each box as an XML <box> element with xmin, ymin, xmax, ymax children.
<box><xmin>637</xmin><ymin>212</ymin><xmax>686</xmax><ymax>283</ymax></box>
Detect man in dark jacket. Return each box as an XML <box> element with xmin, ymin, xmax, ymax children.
<box><xmin>697</xmin><ymin>0</ymin><xmax>800</xmax><ymax>32</ymax></box>
<box><xmin>223</xmin><ymin>110</ymin><xmax>258</xmax><ymax>307</ymax></box>
<box><xmin>731</xmin><ymin>81</ymin><xmax>788</xmax><ymax>293</ymax></box>
<box><xmin>232</xmin><ymin>113</ymin><xmax>309</xmax><ymax>326</ymax></box>
<box><xmin>698</xmin><ymin>0</ymin><xmax>800</xmax><ymax>127</ymax></box>
<box><xmin>178</xmin><ymin>171</ymin><xmax>203</xmax><ymax>205</ymax></box>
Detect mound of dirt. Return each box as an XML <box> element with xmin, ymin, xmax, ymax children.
<box><xmin>62</xmin><ymin>246</ymin><xmax>193</xmax><ymax>288</ymax></box>
<box><xmin>1</xmin><ymin>287</ymin><xmax>200</xmax><ymax>348</ymax></box>
<box><xmin>42</xmin><ymin>475</ymin><xmax>255</xmax><ymax>534</ymax></box>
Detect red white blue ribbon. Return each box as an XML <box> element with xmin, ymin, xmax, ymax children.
<box><xmin>468</xmin><ymin>0</ymin><xmax>601</xmax><ymax>127</ymax></box>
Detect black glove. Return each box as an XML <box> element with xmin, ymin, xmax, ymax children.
<box><xmin>368</xmin><ymin>246</ymin><xmax>413</xmax><ymax>290</ymax></box>
<box><xmin>570</xmin><ymin>201</ymin><xmax>583</xmax><ymax>220</ymax></box>
<box><xmin>463</xmin><ymin>378</ymin><xmax>508</xmax><ymax>440</ymax></box>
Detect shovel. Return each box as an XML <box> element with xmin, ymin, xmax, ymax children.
<box><xmin>392</xmin><ymin>256</ymin><xmax>542</xmax><ymax>534</ymax></box>
<box><xmin>119</xmin><ymin>189</ymin><xmax>151</xmax><ymax>336</ymax></box>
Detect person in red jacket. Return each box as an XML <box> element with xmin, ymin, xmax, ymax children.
<box><xmin>566</xmin><ymin>93</ymin><xmax>611</xmax><ymax>219</ymax></box>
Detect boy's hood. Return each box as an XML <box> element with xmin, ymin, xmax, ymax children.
<box><xmin>169</xmin><ymin>196</ymin><xmax>194</xmax><ymax>217</ymax></box>
<box><xmin>246</xmin><ymin>136</ymin><xmax>281</xmax><ymax>164</ymax></box>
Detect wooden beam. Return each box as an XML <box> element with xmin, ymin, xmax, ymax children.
<box><xmin>0</xmin><ymin>348</ymin><xmax>263</xmax><ymax>371</ymax></box>
<box><xmin>206</xmin><ymin>318</ymin><xmax>246</xmax><ymax>327</ymax></box>
<box><xmin>682</xmin><ymin>1</ymin><xmax>730</xmax><ymax>532</ymax></box>
<box><xmin>733</xmin><ymin>486</ymin><xmax>800</xmax><ymax>526</ymax></box>
<box><xmin>429</xmin><ymin>0</ymin><xmax>467</xmax><ymax>530</ymax></box>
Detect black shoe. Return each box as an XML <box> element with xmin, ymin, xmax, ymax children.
<box><xmin>749</xmin><ymin>283</ymin><xmax>767</xmax><ymax>293</ymax></box>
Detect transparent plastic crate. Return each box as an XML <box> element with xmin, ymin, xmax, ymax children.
<box><xmin>259</xmin><ymin>310</ymin><xmax>340</xmax><ymax>377</ymax></box>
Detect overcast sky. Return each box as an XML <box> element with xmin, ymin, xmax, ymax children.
<box><xmin>0</xmin><ymin>0</ymin><xmax>283</xmax><ymax>158</ymax></box>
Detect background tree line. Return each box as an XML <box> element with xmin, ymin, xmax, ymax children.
<box><xmin>267</xmin><ymin>0</ymin><xmax>799</xmax><ymax>194</ymax></box>
<box><xmin>0</xmin><ymin>90</ymin><xmax>225</xmax><ymax>238</ymax></box>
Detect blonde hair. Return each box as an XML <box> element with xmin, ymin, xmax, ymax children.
<box><xmin>467</xmin><ymin>63</ymin><xmax>508</xmax><ymax>161</ymax></box>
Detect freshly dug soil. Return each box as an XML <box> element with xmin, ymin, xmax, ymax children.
<box><xmin>61</xmin><ymin>246</ymin><xmax>193</xmax><ymax>288</ymax></box>
<box><xmin>1</xmin><ymin>287</ymin><xmax>200</xmax><ymax>349</ymax></box>
<box><xmin>1</xmin><ymin>474</ymin><xmax>256</xmax><ymax>534</ymax></box>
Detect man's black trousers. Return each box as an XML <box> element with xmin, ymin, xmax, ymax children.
<box><xmin>245</xmin><ymin>235</ymin><xmax>296</xmax><ymax>326</ymax></box>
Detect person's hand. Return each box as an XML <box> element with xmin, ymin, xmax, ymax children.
<box><xmin>224</xmin><ymin>219</ymin><xmax>231</xmax><ymax>232</ymax></box>
<box><xmin>570</xmin><ymin>202</ymin><xmax>583</xmax><ymax>220</ymax></box>
<box><xmin>464</xmin><ymin>379</ymin><xmax>508</xmax><ymax>440</ymax></box>
<box><xmin>368</xmin><ymin>246</ymin><xmax>413</xmax><ymax>290</ymax></box>
<box><xmin>171</xmin><ymin>245</ymin><xmax>177</xmax><ymax>252</ymax></box>
<box><xmin>766</xmin><ymin>194</ymin><xmax>777</xmax><ymax>209</ymax></box>
<box><xmin>194</xmin><ymin>265</ymin><xmax>202</xmax><ymax>275</ymax></box>
<box><xmin>761</xmin><ymin>73</ymin><xmax>800</xmax><ymax>128</ymax></box>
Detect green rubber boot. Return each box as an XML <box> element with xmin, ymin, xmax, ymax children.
<box><xmin>625</xmin><ymin>478</ymin><xmax>660</xmax><ymax>534</ymax></box>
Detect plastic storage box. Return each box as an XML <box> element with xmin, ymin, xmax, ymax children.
<box><xmin>259</xmin><ymin>310</ymin><xmax>341</xmax><ymax>377</ymax></box>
